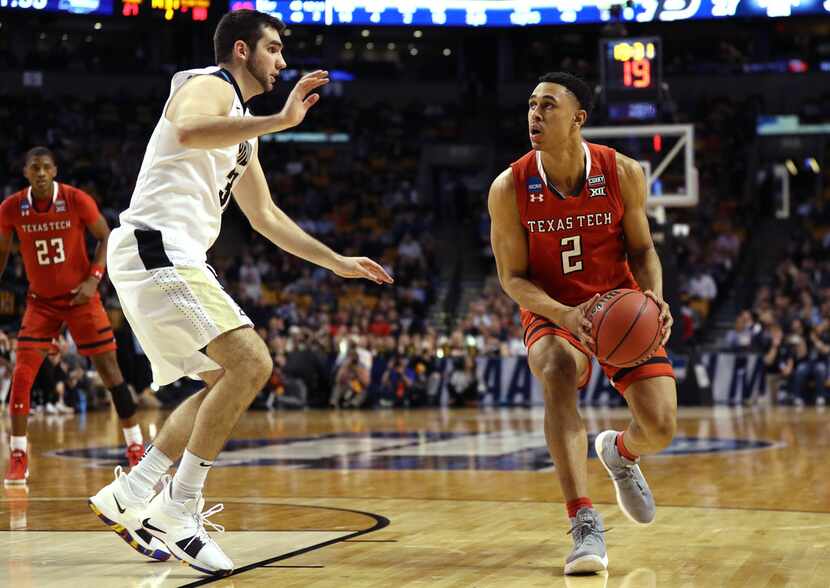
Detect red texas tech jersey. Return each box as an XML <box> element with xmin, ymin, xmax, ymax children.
<box><xmin>510</xmin><ymin>141</ymin><xmax>638</xmax><ymax>307</ymax></box>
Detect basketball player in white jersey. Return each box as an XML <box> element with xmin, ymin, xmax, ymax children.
<box><xmin>88</xmin><ymin>9</ymin><xmax>392</xmax><ymax>575</ymax></box>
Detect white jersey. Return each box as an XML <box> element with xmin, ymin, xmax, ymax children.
<box><xmin>120</xmin><ymin>66</ymin><xmax>256</xmax><ymax>265</ymax></box>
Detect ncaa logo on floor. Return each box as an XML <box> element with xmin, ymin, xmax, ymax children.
<box><xmin>49</xmin><ymin>431</ymin><xmax>777</xmax><ymax>471</ymax></box>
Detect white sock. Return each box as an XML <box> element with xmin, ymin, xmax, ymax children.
<box><xmin>171</xmin><ymin>449</ymin><xmax>212</xmax><ymax>503</ymax></box>
<box><xmin>10</xmin><ymin>436</ymin><xmax>26</xmax><ymax>452</ymax></box>
<box><xmin>122</xmin><ymin>424</ymin><xmax>143</xmax><ymax>447</ymax></box>
<box><xmin>126</xmin><ymin>445</ymin><xmax>173</xmax><ymax>500</ymax></box>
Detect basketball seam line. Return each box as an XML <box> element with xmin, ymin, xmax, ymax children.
<box><xmin>605</xmin><ymin>296</ymin><xmax>649</xmax><ymax>365</ymax></box>
<box><xmin>594</xmin><ymin>290</ymin><xmax>635</xmax><ymax>358</ymax></box>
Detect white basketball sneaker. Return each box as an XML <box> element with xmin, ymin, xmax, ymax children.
<box><xmin>139</xmin><ymin>476</ymin><xmax>233</xmax><ymax>576</ymax></box>
<box><xmin>88</xmin><ymin>466</ymin><xmax>170</xmax><ymax>561</ymax></box>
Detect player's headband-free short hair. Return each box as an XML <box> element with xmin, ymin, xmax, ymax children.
<box><xmin>536</xmin><ymin>72</ymin><xmax>594</xmax><ymax>119</ymax></box>
<box><xmin>24</xmin><ymin>146</ymin><xmax>56</xmax><ymax>166</ymax></box>
<box><xmin>214</xmin><ymin>9</ymin><xmax>286</xmax><ymax>64</ymax></box>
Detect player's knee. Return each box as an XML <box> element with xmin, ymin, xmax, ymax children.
<box><xmin>250</xmin><ymin>346</ymin><xmax>273</xmax><ymax>390</ymax></box>
<box><xmin>9</xmin><ymin>349</ymin><xmax>44</xmax><ymax>415</ymax></box>
<box><xmin>645</xmin><ymin>410</ymin><xmax>676</xmax><ymax>449</ymax></box>
<box><xmin>110</xmin><ymin>382</ymin><xmax>137</xmax><ymax>420</ymax></box>
<box><xmin>13</xmin><ymin>349</ymin><xmax>43</xmax><ymax>382</ymax></box>
<box><xmin>535</xmin><ymin>345</ymin><xmax>578</xmax><ymax>389</ymax></box>
<box><xmin>231</xmin><ymin>340</ymin><xmax>271</xmax><ymax>394</ymax></box>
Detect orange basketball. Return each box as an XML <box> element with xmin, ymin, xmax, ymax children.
<box><xmin>587</xmin><ymin>289</ymin><xmax>662</xmax><ymax>368</ymax></box>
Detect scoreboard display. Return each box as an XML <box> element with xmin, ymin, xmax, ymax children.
<box><xmin>600</xmin><ymin>38</ymin><xmax>662</xmax><ymax>121</ymax></box>
<box><xmin>0</xmin><ymin>0</ymin><xmax>112</xmax><ymax>15</ymax></box>
<box><xmin>121</xmin><ymin>0</ymin><xmax>210</xmax><ymax>20</ymax></box>
<box><xmin>601</xmin><ymin>38</ymin><xmax>662</xmax><ymax>97</ymax></box>
<box><xmin>0</xmin><ymin>0</ymin><xmax>206</xmax><ymax>17</ymax></box>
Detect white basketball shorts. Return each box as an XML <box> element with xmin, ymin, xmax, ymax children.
<box><xmin>107</xmin><ymin>225</ymin><xmax>253</xmax><ymax>387</ymax></box>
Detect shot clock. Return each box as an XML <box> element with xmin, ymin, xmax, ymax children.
<box><xmin>601</xmin><ymin>37</ymin><xmax>661</xmax><ymax>96</ymax></box>
<box><xmin>600</xmin><ymin>37</ymin><xmax>662</xmax><ymax>121</ymax></box>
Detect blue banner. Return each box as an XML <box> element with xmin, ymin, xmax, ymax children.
<box><xmin>440</xmin><ymin>353</ymin><xmax>762</xmax><ymax>406</ymax></box>
<box><xmin>229</xmin><ymin>0</ymin><xmax>830</xmax><ymax>27</ymax></box>
<box><xmin>0</xmin><ymin>0</ymin><xmax>112</xmax><ymax>15</ymax></box>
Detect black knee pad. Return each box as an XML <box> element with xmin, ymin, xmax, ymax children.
<box><xmin>109</xmin><ymin>382</ymin><xmax>137</xmax><ymax>420</ymax></box>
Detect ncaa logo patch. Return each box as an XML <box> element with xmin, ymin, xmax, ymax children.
<box><xmin>527</xmin><ymin>176</ymin><xmax>543</xmax><ymax>193</ymax></box>
<box><xmin>528</xmin><ymin>176</ymin><xmax>544</xmax><ymax>203</ymax></box>
<box><xmin>587</xmin><ymin>175</ymin><xmax>605</xmax><ymax>187</ymax></box>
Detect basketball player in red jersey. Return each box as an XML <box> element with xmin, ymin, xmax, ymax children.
<box><xmin>0</xmin><ymin>147</ymin><xmax>146</xmax><ymax>486</ymax></box>
<box><xmin>489</xmin><ymin>73</ymin><xmax>676</xmax><ymax>574</ymax></box>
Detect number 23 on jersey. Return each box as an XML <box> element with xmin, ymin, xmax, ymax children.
<box><xmin>35</xmin><ymin>237</ymin><xmax>65</xmax><ymax>265</ymax></box>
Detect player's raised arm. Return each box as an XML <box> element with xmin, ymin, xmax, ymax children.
<box><xmin>488</xmin><ymin>168</ymin><xmax>596</xmax><ymax>344</ymax></box>
<box><xmin>169</xmin><ymin>70</ymin><xmax>329</xmax><ymax>150</ymax></box>
<box><xmin>233</xmin><ymin>149</ymin><xmax>393</xmax><ymax>285</ymax></box>
<box><xmin>619</xmin><ymin>154</ymin><xmax>672</xmax><ymax>344</ymax></box>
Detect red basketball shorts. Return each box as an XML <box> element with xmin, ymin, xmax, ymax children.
<box><xmin>17</xmin><ymin>292</ymin><xmax>117</xmax><ymax>357</ymax></box>
<box><xmin>520</xmin><ymin>308</ymin><xmax>674</xmax><ymax>394</ymax></box>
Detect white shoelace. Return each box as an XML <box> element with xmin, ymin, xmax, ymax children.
<box><xmin>182</xmin><ymin>502</ymin><xmax>226</xmax><ymax>553</ymax></box>
<box><xmin>180</xmin><ymin>501</ymin><xmax>225</xmax><ymax>554</ymax></box>
<box><xmin>196</xmin><ymin>503</ymin><xmax>226</xmax><ymax>534</ymax></box>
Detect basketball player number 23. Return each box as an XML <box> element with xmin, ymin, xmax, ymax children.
<box><xmin>560</xmin><ymin>236</ymin><xmax>583</xmax><ymax>274</ymax></box>
<box><xmin>34</xmin><ymin>238</ymin><xmax>66</xmax><ymax>265</ymax></box>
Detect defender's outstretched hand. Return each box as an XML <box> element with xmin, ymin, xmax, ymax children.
<box><xmin>279</xmin><ymin>70</ymin><xmax>330</xmax><ymax>129</ymax></box>
<box><xmin>333</xmin><ymin>256</ymin><xmax>394</xmax><ymax>285</ymax></box>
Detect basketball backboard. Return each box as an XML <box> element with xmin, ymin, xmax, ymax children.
<box><xmin>583</xmin><ymin>124</ymin><xmax>698</xmax><ymax>208</ymax></box>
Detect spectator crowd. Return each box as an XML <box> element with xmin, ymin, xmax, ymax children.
<box><xmin>0</xmin><ymin>39</ymin><xmax>826</xmax><ymax>412</ymax></box>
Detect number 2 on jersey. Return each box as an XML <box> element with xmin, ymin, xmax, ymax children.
<box><xmin>560</xmin><ymin>236</ymin><xmax>583</xmax><ymax>274</ymax></box>
<box><xmin>35</xmin><ymin>238</ymin><xmax>65</xmax><ymax>265</ymax></box>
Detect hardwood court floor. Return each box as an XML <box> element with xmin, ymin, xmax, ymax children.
<box><xmin>2</xmin><ymin>405</ymin><xmax>829</xmax><ymax>587</ymax></box>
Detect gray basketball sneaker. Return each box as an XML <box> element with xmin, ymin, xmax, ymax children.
<box><xmin>565</xmin><ymin>507</ymin><xmax>608</xmax><ymax>575</ymax></box>
<box><xmin>594</xmin><ymin>430</ymin><xmax>656</xmax><ymax>525</ymax></box>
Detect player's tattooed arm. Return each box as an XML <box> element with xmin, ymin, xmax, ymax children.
<box><xmin>170</xmin><ymin>71</ymin><xmax>329</xmax><ymax>150</ymax></box>
<box><xmin>619</xmin><ymin>154</ymin><xmax>672</xmax><ymax>345</ymax></box>
<box><xmin>234</xmin><ymin>152</ymin><xmax>393</xmax><ymax>286</ymax></box>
